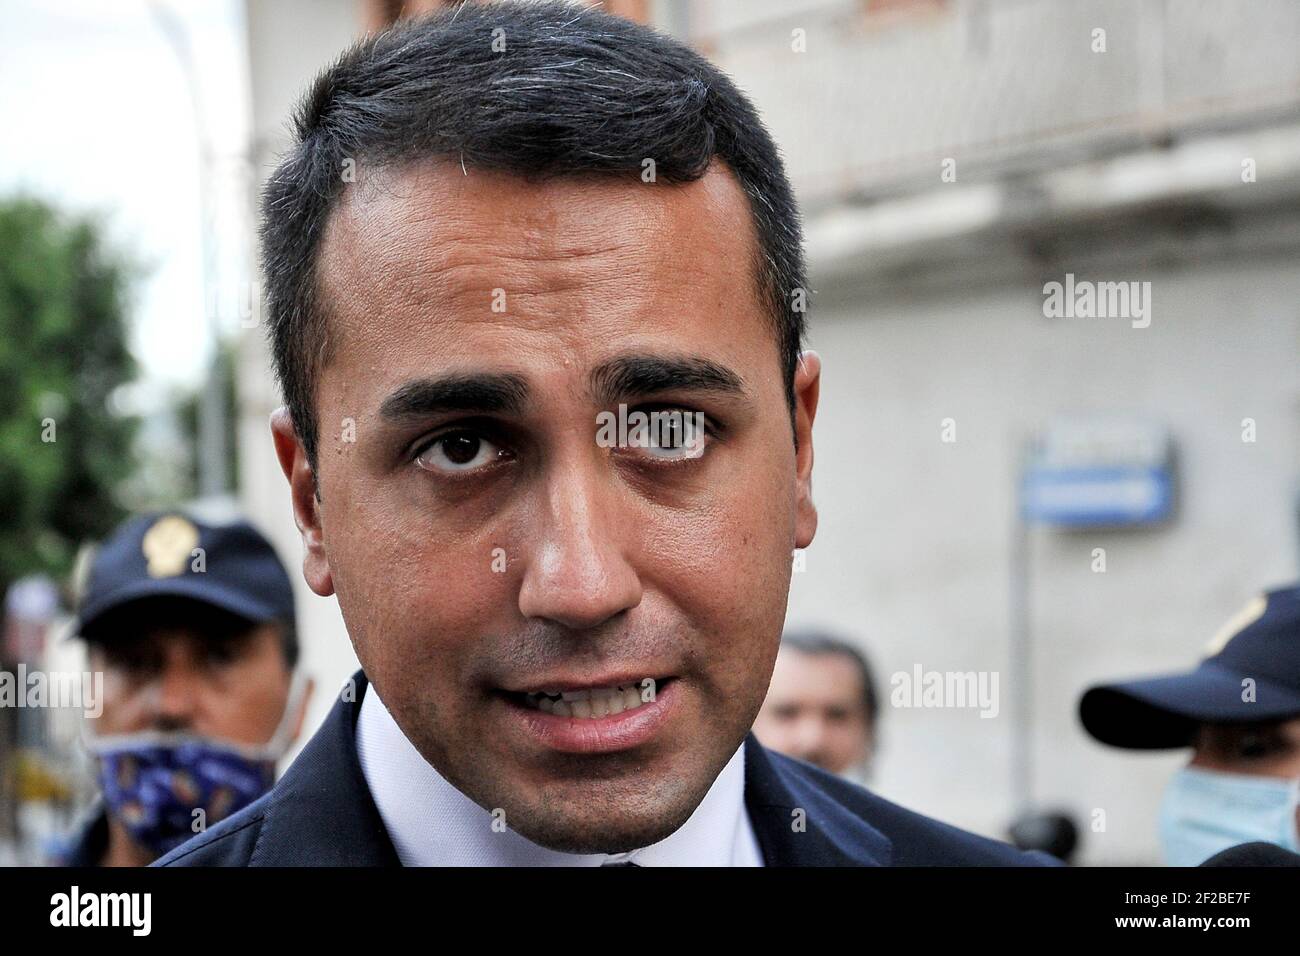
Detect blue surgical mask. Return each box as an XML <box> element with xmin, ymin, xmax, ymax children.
<box><xmin>1158</xmin><ymin>766</ymin><xmax>1300</xmax><ymax>866</ymax></box>
<box><xmin>84</xmin><ymin>671</ymin><xmax>306</xmax><ymax>857</ymax></box>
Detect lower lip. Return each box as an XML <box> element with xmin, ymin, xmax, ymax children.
<box><xmin>498</xmin><ymin>680</ymin><xmax>680</xmax><ymax>755</ymax></box>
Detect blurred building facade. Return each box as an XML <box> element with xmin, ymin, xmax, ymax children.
<box><xmin>234</xmin><ymin>0</ymin><xmax>1300</xmax><ymax>864</ymax></box>
<box><xmin>237</xmin><ymin>0</ymin><xmax>365</xmax><ymax>767</ymax></box>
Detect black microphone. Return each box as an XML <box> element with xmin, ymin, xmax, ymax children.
<box><xmin>1199</xmin><ymin>841</ymin><xmax>1300</xmax><ymax>866</ymax></box>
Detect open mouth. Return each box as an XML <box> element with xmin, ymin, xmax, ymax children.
<box><xmin>507</xmin><ymin>677</ymin><xmax>675</xmax><ymax>719</ymax></box>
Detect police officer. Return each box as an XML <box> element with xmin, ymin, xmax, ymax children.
<box><xmin>1079</xmin><ymin>584</ymin><xmax>1300</xmax><ymax>865</ymax></box>
<box><xmin>54</xmin><ymin>512</ymin><xmax>311</xmax><ymax>866</ymax></box>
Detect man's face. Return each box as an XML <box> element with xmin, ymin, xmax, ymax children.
<box><xmin>1188</xmin><ymin>718</ymin><xmax>1300</xmax><ymax>778</ymax></box>
<box><xmin>752</xmin><ymin>648</ymin><xmax>874</xmax><ymax>777</ymax></box>
<box><xmin>89</xmin><ymin>619</ymin><xmax>293</xmax><ymax>746</ymax></box>
<box><xmin>1187</xmin><ymin>718</ymin><xmax>1300</xmax><ymax>845</ymax></box>
<box><xmin>274</xmin><ymin>160</ymin><xmax>820</xmax><ymax>852</ymax></box>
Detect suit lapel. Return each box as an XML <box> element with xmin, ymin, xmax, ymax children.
<box><xmin>252</xmin><ymin>670</ymin><xmax>402</xmax><ymax>866</ymax></box>
<box><xmin>743</xmin><ymin>733</ymin><xmax>892</xmax><ymax>866</ymax></box>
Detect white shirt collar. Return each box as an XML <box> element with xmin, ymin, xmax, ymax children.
<box><xmin>355</xmin><ymin>682</ymin><xmax>763</xmax><ymax>866</ymax></box>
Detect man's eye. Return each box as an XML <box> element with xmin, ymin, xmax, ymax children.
<box><xmin>635</xmin><ymin>432</ymin><xmax>706</xmax><ymax>461</ymax></box>
<box><xmin>107</xmin><ymin>646</ymin><xmax>159</xmax><ymax>676</ymax></box>
<box><xmin>414</xmin><ymin>431</ymin><xmax>508</xmax><ymax>474</ymax></box>
<box><xmin>625</xmin><ymin>411</ymin><xmax>710</xmax><ymax>461</ymax></box>
<box><xmin>1235</xmin><ymin>731</ymin><xmax>1284</xmax><ymax>759</ymax></box>
<box><xmin>204</xmin><ymin>638</ymin><xmax>249</xmax><ymax>668</ymax></box>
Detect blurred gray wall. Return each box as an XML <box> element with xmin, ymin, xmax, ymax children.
<box><xmin>678</xmin><ymin>0</ymin><xmax>1300</xmax><ymax>863</ymax></box>
<box><xmin>238</xmin><ymin>0</ymin><xmax>366</xmax><ymax>756</ymax></box>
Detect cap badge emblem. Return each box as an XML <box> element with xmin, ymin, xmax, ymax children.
<box><xmin>142</xmin><ymin>515</ymin><xmax>200</xmax><ymax>578</ymax></box>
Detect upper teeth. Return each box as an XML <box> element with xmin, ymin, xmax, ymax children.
<box><xmin>524</xmin><ymin>679</ymin><xmax>657</xmax><ymax>719</ymax></box>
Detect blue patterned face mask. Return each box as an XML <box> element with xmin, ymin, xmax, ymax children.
<box><xmin>85</xmin><ymin>672</ymin><xmax>306</xmax><ymax>856</ymax></box>
<box><xmin>90</xmin><ymin>738</ymin><xmax>276</xmax><ymax>855</ymax></box>
<box><xmin>1158</xmin><ymin>766</ymin><xmax>1300</xmax><ymax>866</ymax></box>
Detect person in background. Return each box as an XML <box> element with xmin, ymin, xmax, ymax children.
<box><xmin>1079</xmin><ymin>583</ymin><xmax>1300</xmax><ymax>866</ymax></box>
<box><xmin>52</xmin><ymin>512</ymin><xmax>312</xmax><ymax>866</ymax></box>
<box><xmin>752</xmin><ymin>630</ymin><xmax>880</xmax><ymax>783</ymax></box>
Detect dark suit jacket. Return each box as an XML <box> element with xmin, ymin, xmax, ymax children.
<box><xmin>155</xmin><ymin>671</ymin><xmax>1057</xmax><ymax>867</ymax></box>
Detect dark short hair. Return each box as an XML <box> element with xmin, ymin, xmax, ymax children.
<box><xmin>781</xmin><ymin>629</ymin><xmax>880</xmax><ymax>724</ymax></box>
<box><xmin>262</xmin><ymin>0</ymin><xmax>808</xmax><ymax>477</ymax></box>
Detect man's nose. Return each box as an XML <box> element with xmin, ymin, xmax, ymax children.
<box><xmin>793</xmin><ymin>715</ymin><xmax>830</xmax><ymax>754</ymax></box>
<box><xmin>148</xmin><ymin>654</ymin><xmax>203</xmax><ymax>728</ymax></box>
<box><xmin>517</xmin><ymin>459</ymin><xmax>642</xmax><ymax>630</ymax></box>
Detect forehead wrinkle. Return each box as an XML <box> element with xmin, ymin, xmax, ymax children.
<box><xmin>327</xmin><ymin>239</ymin><xmax>658</xmax><ymax>346</ymax></box>
<box><xmin>314</xmin><ymin>161</ymin><xmax>768</xmax><ymax>385</ymax></box>
<box><xmin>333</xmin><ymin>160</ymin><xmax>727</xmax><ymax>276</ymax></box>
<box><xmin>328</xmin><ymin>179</ymin><xmax>652</xmax><ymax>299</ymax></box>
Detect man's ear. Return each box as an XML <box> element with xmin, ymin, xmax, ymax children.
<box><xmin>270</xmin><ymin>407</ymin><xmax>335</xmax><ymax>597</ymax></box>
<box><xmin>793</xmin><ymin>349</ymin><xmax>821</xmax><ymax>551</ymax></box>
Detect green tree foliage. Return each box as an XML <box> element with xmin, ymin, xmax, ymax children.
<box><xmin>177</xmin><ymin>339</ymin><xmax>239</xmax><ymax>496</ymax></box>
<box><xmin>0</xmin><ymin>197</ymin><xmax>138</xmax><ymax>592</ymax></box>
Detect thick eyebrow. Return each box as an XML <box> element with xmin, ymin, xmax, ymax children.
<box><xmin>378</xmin><ymin>373</ymin><xmax>530</xmax><ymax>422</ymax></box>
<box><xmin>589</xmin><ymin>355</ymin><xmax>747</xmax><ymax>406</ymax></box>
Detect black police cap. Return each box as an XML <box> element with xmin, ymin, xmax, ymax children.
<box><xmin>75</xmin><ymin>512</ymin><xmax>296</xmax><ymax>639</ymax></box>
<box><xmin>1079</xmin><ymin>584</ymin><xmax>1300</xmax><ymax>749</ymax></box>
